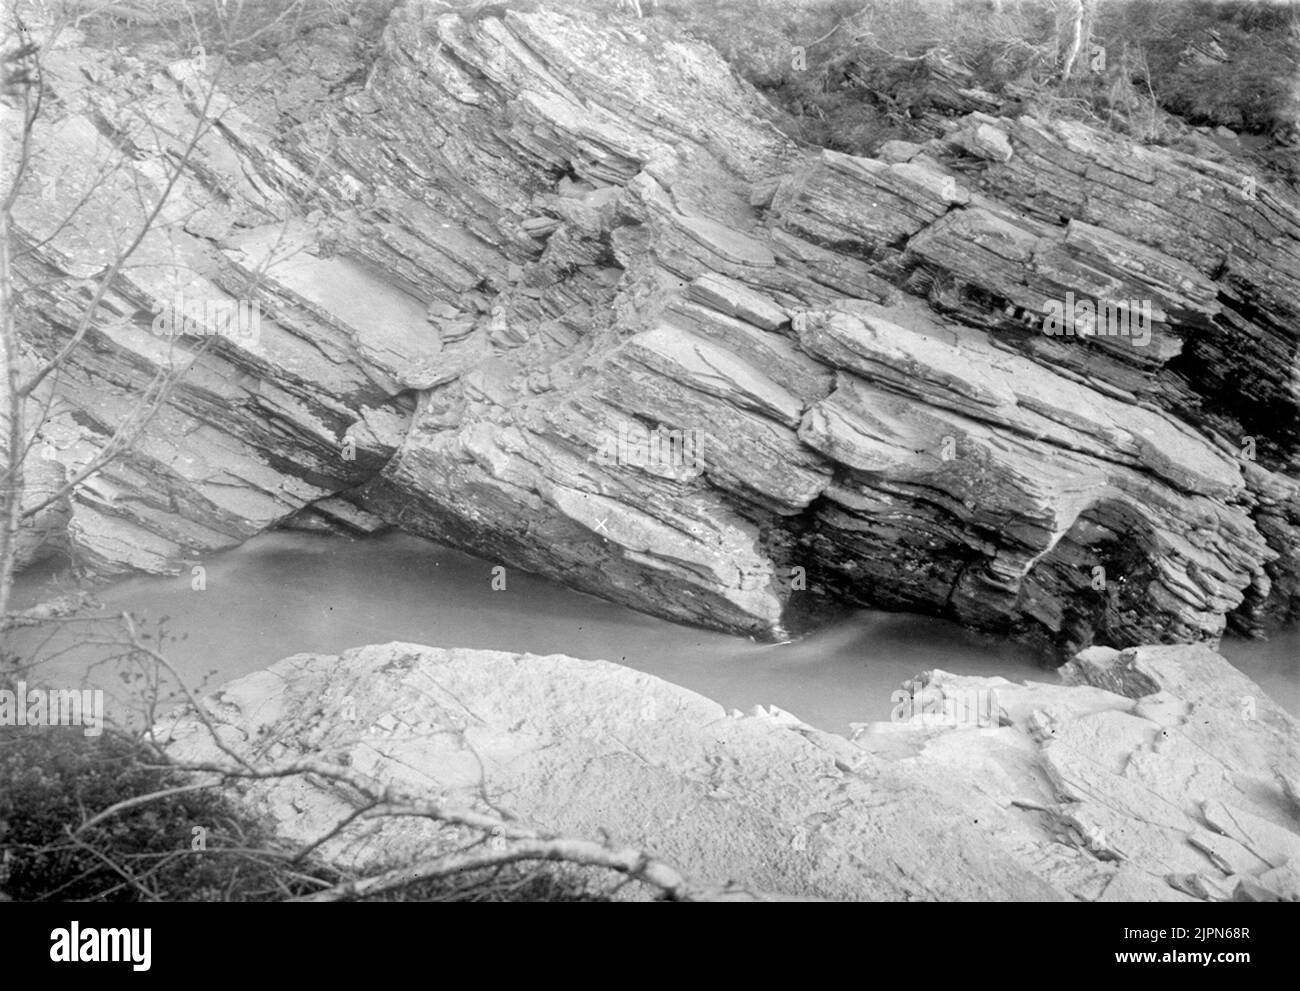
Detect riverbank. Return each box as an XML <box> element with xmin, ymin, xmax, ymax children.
<box><xmin>15</xmin><ymin>2</ymin><xmax>1300</xmax><ymax>654</ymax></box>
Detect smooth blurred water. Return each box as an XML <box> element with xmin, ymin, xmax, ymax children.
<box><xmin>10</xmin><ymin>530</ymin><xmax>1298</xmax><ymax>731</ymax></box>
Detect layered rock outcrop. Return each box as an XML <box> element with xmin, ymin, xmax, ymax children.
<box><xmin>10</xmin><ymin>2</ymin><xmax>1300</xmax><ymax>650</ymax></box>
<box><xmin>162</xmin><ymin>640</ymin><xmax>1300</xmax><ymax>901</ymax></box>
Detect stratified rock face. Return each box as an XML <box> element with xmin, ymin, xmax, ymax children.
<box><xmin>9</xmin><ymin>3</ymin><xmax>1300</xmax><ymax>650</ymax></box>
<box><xmin>162</xmin><ymin>641</ymin><xmax>1300</xmax><ymax>901</ymax></box>
<box><xmin>6</xmin><ymin>456</ymin><xmax>73</xmax><ymax>570</ymax></box>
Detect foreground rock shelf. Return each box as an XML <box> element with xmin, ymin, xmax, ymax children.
<box><xmin>162</xmin><ymin>641</ymin><xmax>1300</xmax><ymax>901</ymax></box>
<box><xmin>12</xmin><ymin>2</ymin><xmax>1300</xmax><ymax>652</ymax></box>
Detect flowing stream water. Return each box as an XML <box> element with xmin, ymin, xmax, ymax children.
<box><xmin>11</xmin><ymin>530</ymin><xmax>1299</xmax><ymax>732</ymax></box>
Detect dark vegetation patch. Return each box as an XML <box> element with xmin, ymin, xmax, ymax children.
<box><xmin>0</xmin><ymin>712</ymin><xmax>333</xmax><ymax>901</ymax></box>
<box><xmin>57</xmin><ymin>0</ymin><xmax>1298</xmax><ymax>176</ymax></box>
<box><xmin>0</xmin><ymin>669</ymin><xmax>617</xmax><ymax>902</ymax></box>
<box><xmin>648</xmin><ymin>0</ymin><xmax>1298</xmax><ymax>177</ymax></box>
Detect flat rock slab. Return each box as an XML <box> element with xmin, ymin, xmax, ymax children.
<box><xmin>163</xmin><ymin>640</ymin><xmax>1299</xmax><ymax>901</ymax></box>
<box><xmin>162</xmin><ymin>642</ymin><xmax>1063</xmax><ymax>901</ymax></box>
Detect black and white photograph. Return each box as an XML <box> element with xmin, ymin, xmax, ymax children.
<box><xmin>0</xmin><ymin>0</ymin><xmax>1296</xmax><ymax>963</ymax></box>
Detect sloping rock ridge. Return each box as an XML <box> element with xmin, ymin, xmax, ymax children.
<box><xmin>10</xmin><ymin>2</ymin><xmax>1300</xmax><ymax>651</ymax></box>
<box><xmin>162</xmin><ymin>641</ymin><xmax>1300</xmax><ymax>901</ymax></box>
